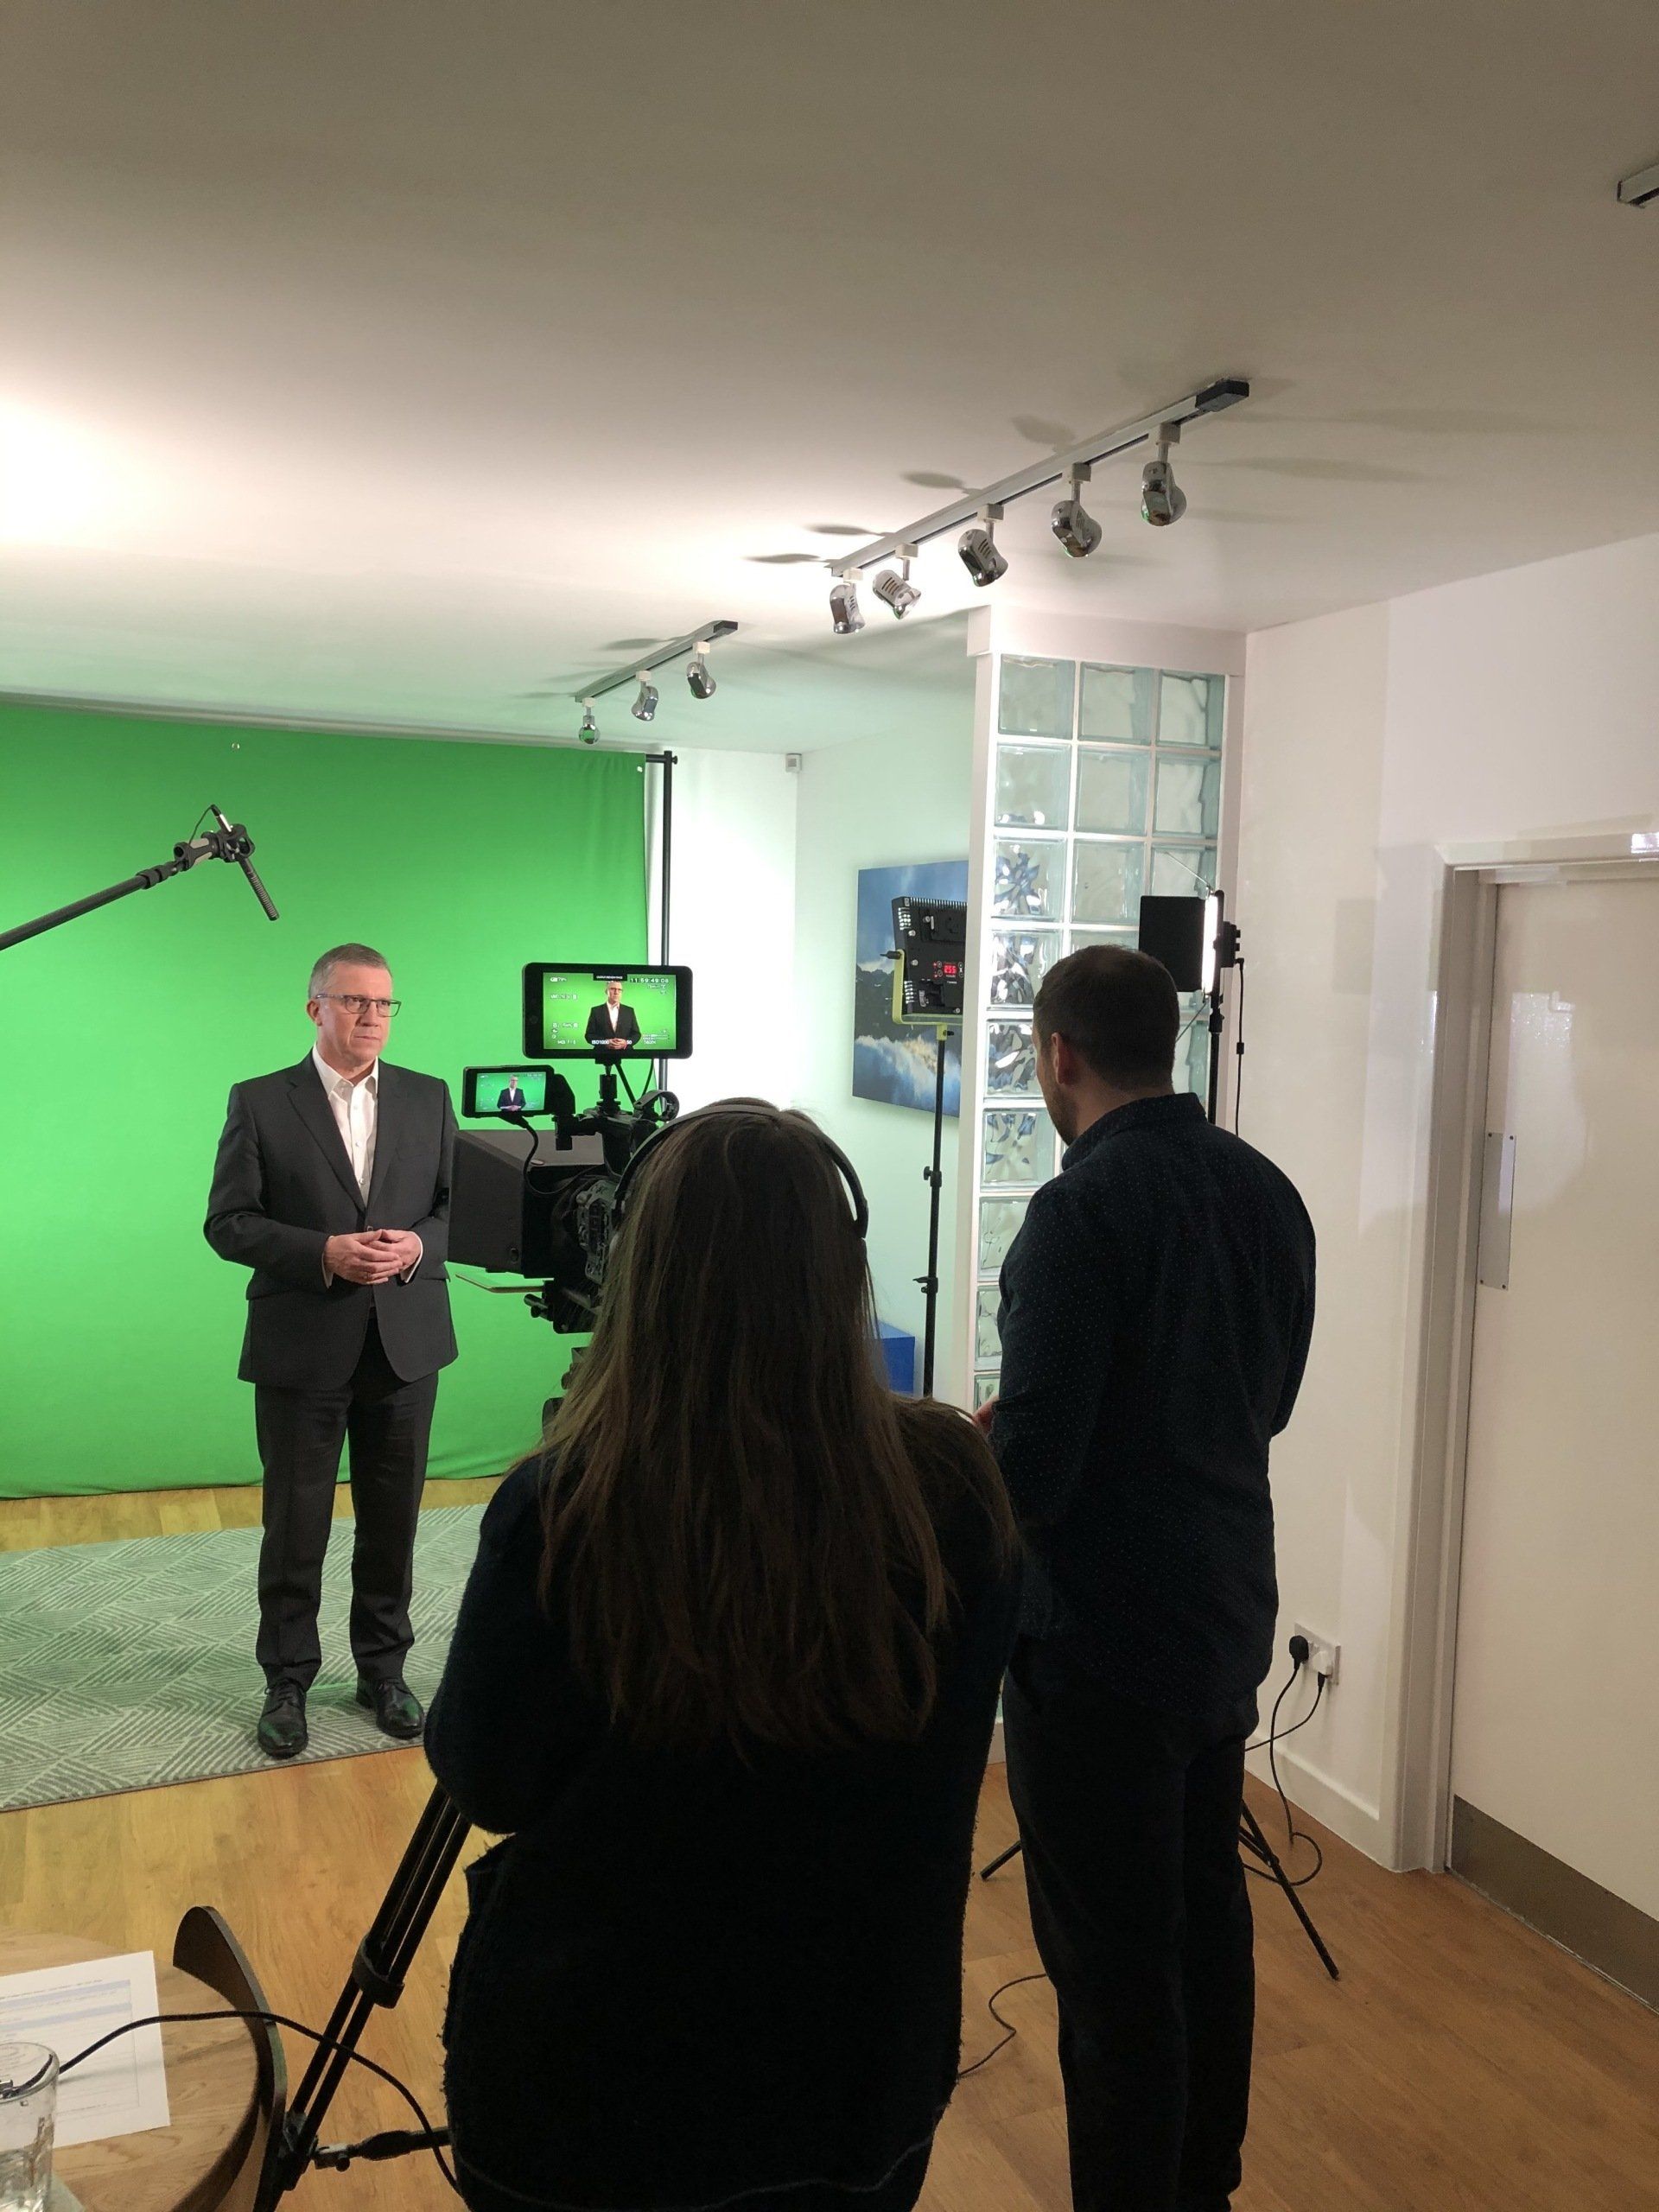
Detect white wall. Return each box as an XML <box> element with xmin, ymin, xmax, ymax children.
<box><xmin>652</xmin><ymin>746</ymin><xmax>799</xmax><ymax>1114</ymax></box>
<box><xmin>790</xmin><ymin>702</ymin><xmax>976</xmax><ymax>1396</ymax></box>
<box><xmin>1237</xmin><ymin>529</ymin><xmax>1659</xmax><ymax>1865</ymax></box>
<box><xmin>665</xmin><ymin>713</ymin><xmax>978</xmax><ymax>1394</ymax></box>
<box><xmin>1233</xmin><ymin>605</ymin><xmax>1395</xmax><ymax>1853</ymax></box>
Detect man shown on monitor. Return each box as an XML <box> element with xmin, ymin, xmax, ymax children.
<box><xmin>585</xmin><ymin>979</ymin><xmax>641</xmax><ymax>1054</ymax></box>
<box><xmin>496</xmin><ymin>1076</ymin><xmax>531</xmax><ymax>1110</ymax></box>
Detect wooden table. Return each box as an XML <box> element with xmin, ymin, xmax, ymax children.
<box><xmin>0</xmin><ymin>1934</ymin><xmax>258</xmax><ymax>2212</ymax></box>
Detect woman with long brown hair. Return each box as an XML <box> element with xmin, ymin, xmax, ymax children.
<box><xmin>427</xmin><ymin>1101</ymin><xmax>1019</xmax><ymax>2212</ymax></box>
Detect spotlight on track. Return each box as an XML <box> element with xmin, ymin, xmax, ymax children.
<box><xmin>957</xmin><ymin>503</ymin><xmax>1007</xmax><ymax>588</ymax></box>
<box><xmin>872</xmin><ymin>550</ymin><xmax>921</xmax><ymax>619</ymax></box>
<box><xmin>1051</xmin><ymin>464</ymin><xmax>1103</xmax><ymax>558</ymax></box>
<box><xmin>630</xmin><ymin>677</ymin><xmax>658</xmax><ymax>723</ymax></box>
<box><xmin>578</xmin><ymin>701</ymin><xmax>600</xmax><ymax>745</ymax></box>
<box><xmin>825</xmin><ymin>383</ymin><xmax>1249</xmax><ymax>621</ymax></box>
<box><xmin>1141</xmin><ymin>423</ymin><xmax>1187</xmax><ymax>528</ymax></box>
<box><xmin>830</xmin><ymin>573</ymin><xmax>865</xmax><ymax>634</ymax></box>
<box><xmin>686</xmin><ymin>643</ymin><xmax>716</xmax><ymax>699</ymax></box>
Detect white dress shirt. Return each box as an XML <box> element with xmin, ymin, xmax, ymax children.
<box><xmin>311</xmin><ymin>1044</ymin><xmax>421</xmax><ymax>1282</ymax></box>
<box><xmin>312</xmin><ymin>1041</ymin><xmax>378</xmax><ymax>1197</ymax></box>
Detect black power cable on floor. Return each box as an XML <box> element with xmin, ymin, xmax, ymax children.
<box><xmin>56</xmin><ymin>2005</ymin><xmax>461</xmax><ymax>2193</ymax></box>
<box><xmin>1243</xmin><ymin>1657</ymin><xmax>1327</xmax><ymax>1891</ymax></box>
<box><xmin>956</xmin><ymin>1971</ymin><xmax>1050</xmax><ymax>2080</ymax></box>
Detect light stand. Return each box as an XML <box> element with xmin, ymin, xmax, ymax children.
<box><xmin>976</xmin><ymin>1789</ymin><xmax>1338</xmax><ymax>1981</ymax></box>
<box><xmin>918</xmin><ymin>1024</ymin><xmax>954</xmax><ymax>1397</ymax></box>
<box><xmin>889</xmin><ymin>896</ymin><xmax>967</xmax><ymax>1399</ymax></box>
<box><xmin>1202</xmin><ymin>904</ymin><xmax>1331</xmax><ymax>1964</ymax></box>
<box><xmin>1201</xmin><ymin>890</ymin><xmax>1242</xmax><ymax>1128</ymax></box>
<box><xmin>980</xmin><ymin>893</ymin><xmax>1337</xmax><ymax>1979</ymax></box>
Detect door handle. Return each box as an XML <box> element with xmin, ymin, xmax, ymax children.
<box><xmin>1477</xmin><ymin>1131</ymin><xmax>1516</xmax><ymax>1289</ymax></box>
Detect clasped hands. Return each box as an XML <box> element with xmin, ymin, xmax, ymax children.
<box><xmin>324</xmin><ymin>1228</ymin><xmax>423</xmax><ymax>1285</ymax></box>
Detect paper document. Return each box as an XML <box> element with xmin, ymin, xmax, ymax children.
<box><xmin>0</xmin><ymin>1951</ymin><xmax>170</xmax><ymax>2147</ymax></box>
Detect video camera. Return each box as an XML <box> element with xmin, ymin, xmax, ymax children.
<box><xmin>448</xmin><ymin>963</ymin><xmax>691</xmax><ymax>1332</ymax></box>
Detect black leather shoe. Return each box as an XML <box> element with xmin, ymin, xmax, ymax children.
<box><xmin>257</xmin><ymin>1681</ymin><xmax>308</xmax><ymax>1760</ymax></box>
<box><xmin>356</xmin><ymin>1675</ymin><xmax>424</xmax><ymax>1739</ymax></box>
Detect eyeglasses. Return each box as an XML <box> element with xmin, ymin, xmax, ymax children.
<box><xmin>319</xmin><ymin>994</ymin><xmax>401</xmax><ymax>1018</ymax></box>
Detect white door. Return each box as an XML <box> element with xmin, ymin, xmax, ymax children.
<box><xmin>1450</xmin><ymin>874</ymin><xmax>1659</xmax><ymax>1927</ymax></box>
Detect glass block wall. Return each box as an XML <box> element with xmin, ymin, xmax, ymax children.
<box><xmin>969</xmin><ymin>653</ymin><xmax>1228</xmax><ymax>1409</ymax></box>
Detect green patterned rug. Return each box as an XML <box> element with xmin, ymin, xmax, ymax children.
<box><xmin>0</xmin><ymin>1504</ymin><xmax>486</xmax><ymax>1812</ymax></box>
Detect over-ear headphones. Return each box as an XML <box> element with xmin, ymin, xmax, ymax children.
<box><xmin>610</xmin><ymin>1103</ymin><xmax>869</xmax><ymax>1240</ymax></box>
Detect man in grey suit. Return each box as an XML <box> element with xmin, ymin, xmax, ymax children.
<box><xmin>206</xmin><ymin>943</ymin><xmax>458</xmax><ymax>1759</ymax></box>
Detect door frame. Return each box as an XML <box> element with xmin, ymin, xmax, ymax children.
<box><xmin>1395</xmin><ymin>830</ymin><xmax>1659</xmax><ymax>1872</ymax></box>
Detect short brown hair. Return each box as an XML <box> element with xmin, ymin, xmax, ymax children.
<box><xmin>308</xmin><ymin>944</ymin><xmax>390</xmax><ymax>997</ymax></box>
<box><xmin>1033</xmin><ymin>944</ymin><xmax>1179</xmax><ymax>1090</ymax></box>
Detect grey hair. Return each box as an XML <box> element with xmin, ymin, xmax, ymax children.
<box><xmin>309</xmin><ymin>943</ymin><xmax>391</xmax><ymax>998</ymax></box>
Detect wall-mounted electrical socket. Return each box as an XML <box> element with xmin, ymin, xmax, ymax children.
<box><xmin>1293</xmin><ymin>1624</ymin><xmax>1340</xmax><ymax>1686</ymax></box>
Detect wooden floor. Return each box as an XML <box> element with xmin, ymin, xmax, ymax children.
<box><xmin>4</xmin><ymin>1488</ymin><xmax>1658</xmax><ymax>2212</ymax></box>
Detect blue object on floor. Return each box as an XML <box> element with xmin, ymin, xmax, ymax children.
<box><xmin>875</xmin><ymin>1320</ymin><xmax>916</xmax><ymax>1395</ymax></box>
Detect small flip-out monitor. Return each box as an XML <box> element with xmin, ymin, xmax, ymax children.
<box><xmin>461</xmin><ymin>1065</ymin><xmax>570</xmax><ymax>1119</ymax></box>
<box><xmin>521</xmin><ymin>963</ymin><xmax>693</xmax><ymax>1060</ymax></box>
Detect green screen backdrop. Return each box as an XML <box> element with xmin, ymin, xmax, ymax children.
<box><xmin>0</xmin><ymin>701</ymin><xmax>648</xmax><ymax>1499</ymax></box>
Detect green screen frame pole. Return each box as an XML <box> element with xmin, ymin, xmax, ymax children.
<box><xmin>646</xmin><ymin>749</ymin><xmax>676</xmax><ymax>1094</ymax></box>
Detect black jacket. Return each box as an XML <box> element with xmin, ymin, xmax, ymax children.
<box><xmin>992</xmin><ymin>1092</ymin><xmax>1314</xmax><ymax>1712</ymax></box>
<box><xmin>204</xmin><ymin>1055</ymin><xmax>457</xmax><ymax>1389</ymax></box>
<box><xmin>584</xmin><ymin>1001</ymin><xmax>640</xmax><ymax>1045</ymax></box>
<box><xmin>426</xmin><ymin>1453</ymin><xmax>1020</xmax><ymax>2212</ymax></box>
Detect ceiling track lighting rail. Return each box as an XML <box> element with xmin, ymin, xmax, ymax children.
<box><xmin>828</xmin><ymin>377</ymin><xmax>1249</xmax><ymax>626</ymax></box>
<box><xmin>571</xmin><ymin>619</ymin><xmax>737</xmax><ymax>741</ymax></box>
<box><xmin>840</xmin><ymin>378</ymin><xmax>1247</xmax><ymax>570</ymax></box>
<box><xmin>1617</xmin><ymin>156</ymin><xmax>1659</xmax><ymax>207</ymax></box>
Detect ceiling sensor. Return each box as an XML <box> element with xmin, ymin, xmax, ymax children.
<box><xmin>1617</xmin><ymin>156</ymin><xmax>1659</xmax><ymax>207</ymax></box>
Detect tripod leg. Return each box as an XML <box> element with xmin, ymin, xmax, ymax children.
<box><xmin>1239</xmin><ymin>1801</ymin><xmax>1338</xmax><ymax>1980</ymax></box>
<box><xmin>276</xmin><ymin>1786</ymin><xmax>473</xmax><ymax>2193</ymax></box>
<box><xmin>977</xmin><ymin>1838</ymin><xmax>1024</xmax><ymax>1880</ymax></box>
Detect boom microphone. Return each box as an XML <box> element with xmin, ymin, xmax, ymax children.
<box><xmin>207</xmin><ymin>804</ymin><xmax>280</xmax><ymax>922</ymax></box>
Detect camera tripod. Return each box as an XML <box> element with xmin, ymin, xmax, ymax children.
<box><xmin>267</xmin><ymin>1784</ymin><xmax>472</xmax><ymax>2197</ymax></box>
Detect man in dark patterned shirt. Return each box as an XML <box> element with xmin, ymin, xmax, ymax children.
<box><xmin>979</xmin><ymin>944</ymin><xmax>1314</xmax><ymax>2212</ymax></box>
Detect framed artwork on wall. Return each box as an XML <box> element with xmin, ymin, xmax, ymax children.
<box><xmin>853</xmin><ymin>860</ymin><xmax>967</xmax><ymax>1115</ymax></box>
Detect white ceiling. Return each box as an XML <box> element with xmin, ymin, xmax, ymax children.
<box><xmin>2</xmin><ymin>0</ymin><xmax>1657</xmax><ymax>752</ymax></box>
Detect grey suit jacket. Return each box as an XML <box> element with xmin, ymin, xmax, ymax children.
<box><xmin>205</xmin><ymin>1055</ymin><xmax>459</xmax><ymax>1389</ymax></box>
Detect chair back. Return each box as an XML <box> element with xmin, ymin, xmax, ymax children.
<box><xmin>173</xmin><ymin>1904</ymin><xmax>289</xmax><ymax>2212</ymax></box>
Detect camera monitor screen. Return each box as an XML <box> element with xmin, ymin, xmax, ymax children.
<box><xmin>461</xmin><ymin>1066</ymin><xmax>563</xmax><ymax>1119</ymax></box>
<box><xmin>521</xmin><ymin>963</ymin><xmax>692</xmax><ymax>1059</ymax></box>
